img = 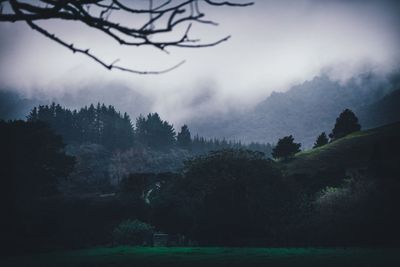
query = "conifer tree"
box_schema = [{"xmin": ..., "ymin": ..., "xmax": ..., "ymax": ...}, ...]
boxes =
[
  {"xmin": 135, "ymin": 113, "xmax": 175, "ymax": 150},
  {"xmin": 27, "ymin": 107, "xmax": 38, "ymax": 121},
  {"xmin": 313, "ymin": 132, "xmax": 329, "ymax": 148},
  {"xmin": 177, "ymin": 125, "xmax": 192, "ymax": 149},
  {"xmin": 329, "ymin": 109, "xmax": 361, "ymax": 140},
  {"xmin": 272, "ymin": 135, "xmax": 301, "ymax": 160},
  {"xmin": 27, "ymin": 103, "xmax": 135, "ymax": 150}
]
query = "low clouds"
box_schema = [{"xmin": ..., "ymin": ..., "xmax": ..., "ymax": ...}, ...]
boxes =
[{"xmin": 0, "ymin": 0, "xmax": 399, "ymax": 124}]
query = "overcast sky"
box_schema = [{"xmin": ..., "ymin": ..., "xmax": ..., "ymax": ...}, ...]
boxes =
[{"xmin": 1, "ymin": 0, "xmax": 399, "ymax": 123}]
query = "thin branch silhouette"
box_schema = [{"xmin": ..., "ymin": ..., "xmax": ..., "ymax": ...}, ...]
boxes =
[{"xmin": 1, "ymin": 0, "xmax": 253, "ymax": 74}]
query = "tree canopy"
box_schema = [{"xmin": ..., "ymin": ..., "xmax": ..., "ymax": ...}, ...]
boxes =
[
  {"xmin": 313, "ymin": 132, "xmax": 329, "ymax": 148},
  {"xmin": 177, "ymin": 124, "xmax": 191, "ymax": 149},
  {"xmin": 135, "ymin": 113, "xmax": 176, "ymax": 150},
  {"xmin": 27, "ymin": 103, "xmax": 273, "ymax": 157},
  {"xmin": 28, "ymin": 103, "xmax": 134, "ymax": 150},
  {"xmin": 151, "ymin": 149, "xmax": 287, "ymax": 244},
  {"xmin": 0, "ymin": 120, "xmax": 75, "ymax": 198},
  {"xmin": 272, "ymin": 135, "xmax": 301, "ymax": 160},
  {"xmin": 329, "ymin": 109, "xmax": 361, "ymax": 140}
]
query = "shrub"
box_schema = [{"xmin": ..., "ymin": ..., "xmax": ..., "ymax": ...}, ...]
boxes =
[{"xmin": 112, "ymin": 219, "xmax": 154, "ymax": 246}]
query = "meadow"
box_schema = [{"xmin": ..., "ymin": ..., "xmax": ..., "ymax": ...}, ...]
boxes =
[{"xmin": 2, "ymin": 247, "xmax": 400, "ymax": 267}]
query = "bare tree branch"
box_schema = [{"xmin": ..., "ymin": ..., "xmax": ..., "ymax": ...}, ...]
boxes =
[{"xmin": 1, "ymin": 0, "xmax": 253, "ymax": 74}]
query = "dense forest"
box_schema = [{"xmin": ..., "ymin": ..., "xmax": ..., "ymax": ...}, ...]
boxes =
[
  {"xmin": 2, "ymin": 102, "xmax": 400, "ymax": 254},
  {"xmin": 2, "ymin": 0, "xmax": 400, "ymax": 265},
  {"xmin": 24, "ymin": 103, "xmax": 272, "ymax": 192},
  {"xmin": 27, "ymin": 103, "xmax": 272, "ymax": 153}
]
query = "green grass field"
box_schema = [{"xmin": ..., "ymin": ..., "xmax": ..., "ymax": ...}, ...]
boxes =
[
  {"xmin": 283, "ymin": 121, "xmax": 400, "ymax": 176},
  {"xmin": 2, "ymin": 247, "xmax": 400, "ymax": 267}
]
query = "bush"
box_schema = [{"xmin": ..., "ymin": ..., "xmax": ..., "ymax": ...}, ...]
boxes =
[
  {"xmin": 112, "ymin": 219, "xmax": 154, "ymax": 246},
  {"xmin": 153, "ymin": 149, "xmax": 289, "ymax": 245},
  {"xmin": 315, "ymin": 173, "xmax": 374, "ymax": 214},
  {"xmin": 312, "ymin": 172, "xmax": 376, "ymax": 245}
]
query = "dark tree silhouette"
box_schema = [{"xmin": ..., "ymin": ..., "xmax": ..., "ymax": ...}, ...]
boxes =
[
  {"xmin": 135, "ymin": 113, "xmax": 176, "ymax": 150},
  {"xmin": 27, "ymin": 103, "xmax": 273, "ymax": 155},
  {"xmin": 0, "ymin": 0, "xmax": 252, "ymax": 74},
  {"xmin": 177, "ymin": 124, "xmax": 191, "ymax": 149},
  {"xmin": 313, "ymin": 132, "xmax": 329, "ymax": 148},
  {"xmin": 152, "ymin": 149, "xmax": 287, "ymax": 244},
  {"xmin": 28, "ymin": 103, "xmax": 134, "ymax": 150},
  {"xmin": 272, "ymin": 135, "xmax": 301, "ymax": 160},
  {"xmin": 329, "ymin": 109, "xmax": 361, "ymax": 140},
  {"xmin": 0, "ymin": 120, "xmax": 75, "ymax": 253},
  {"xmin": 0, "ymin": 120, "xmax": 74, "ymax": 199}
]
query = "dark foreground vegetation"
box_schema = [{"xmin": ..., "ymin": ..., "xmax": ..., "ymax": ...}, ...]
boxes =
[
  {"xmin": 2, "ymin": 247, "xmax": 400, "ymax": 267},
  {"xmin": 1, "ymin": 104, "xmax": 400, "ymax": 262}
]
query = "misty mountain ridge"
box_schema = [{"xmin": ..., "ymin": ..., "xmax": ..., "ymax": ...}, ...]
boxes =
[
  {"xmin": 0, "ymin": 83, "xmax": 152, "ymax": 121},
  {"xmin": 357, "ymin": 88, "xmax": 400, "ymax": 129},
  {"xmin": 188, "ymin": 72, "xmax": 400, "ymax": 148},
  {"xmin": 2, "ymin": 72, "xmax": 399, "ymax": 148}
]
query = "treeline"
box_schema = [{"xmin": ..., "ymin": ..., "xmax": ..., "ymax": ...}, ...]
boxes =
[
  {"xmin": 27, "ymin": 103, "xmax": 272, "ymax": 155},
  {"xmin": 271, "ymin": 109, "xmax": 362, "ymax": 160},
  {"xmin": 28, "ymin": 103, "xmax": 134, "ymax": 150},
  {"xmin": 2, "ymin": 116, "xmax": 400, "ymax": 253}
]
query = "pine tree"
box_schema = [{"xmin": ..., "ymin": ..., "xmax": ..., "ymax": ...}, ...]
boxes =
[
  {"xmin": 27, "ymin": 107, "xmax": 38, "ymax": 121},
  {"xmin": 177, "ymin": 125, "xmax": 192, "ymax": 149},
  {"xmin": 27, "ymin": 103, "xmax": 135, "ymax": 150},
  {"xmin": 313, "ymin": 132, "xmax": 329, "ymax": 148},
  {"xmin": 135, "ymin": 113, "xmax": 176, "ymax": 150},
  {"xmin": 272, "ymin": 135, "xmax": 301, "ymax": 160},
  {"xmin": 329, "ymin": 109, "xmax": 361, "ymax": 140}
]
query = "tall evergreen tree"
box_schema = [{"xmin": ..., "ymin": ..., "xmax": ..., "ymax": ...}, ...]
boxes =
[
  {"xmin": 27, "ymin": 107, "xmax": 38, "ymax": 121},
  {"xmin": 0, "ymin": 120, "xmax": 75, "ymax": 197},
  {"xmin": 26, "ymin": 103, "xmax": 273, "ymax": 155},
  {"xmin": 272, "ymin": 135, "xmax": 301, "ymax": 160},
  {"xmin": 313, "ymin": 132, "xmax": 329, "ymax": 148},
  {"xmin": 27, "ymin": 103, "xmax": 135, "ymax": 150},
  {"xmin": 329, "ymin": 109, "xmax": 361, "ymax": 140},
  {"xmin": 135, "ymin": 113, "xmax": 176, "ymax": 150},
  {"xmin": 177, "ymin": 125, "xmax": 192, "ymax": 149}
]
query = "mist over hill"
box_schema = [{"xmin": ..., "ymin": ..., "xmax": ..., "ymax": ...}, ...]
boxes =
[
  {"xmin": 357, "ymin": 88, "xmax": 400, "ymax": 129},
  {"xmin": 188, "ymin": 72, "xmax": 400, "ymax": 148},
  {"xmin": 0, "ymin": 84, "xmax": 152, "ymax": 121},
  {"xmin": 2, "ymin": 72, "xmax": 399, "ymax": 148}
]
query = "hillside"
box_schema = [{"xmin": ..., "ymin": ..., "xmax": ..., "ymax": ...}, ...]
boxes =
[
  {"xmin": 357, "ymin": 89, "xmax": 400, "ymax": 128},
  {"xmin": 190, "ymin": 73, "xmax": 399, "ymax": 148},
  {"xmin": 283, "ymin": 121, "xmax": 400, "ymax": 177},
  {"xmin": 2, "ymin": 74, "xmax": 399, "ymax": 149}
]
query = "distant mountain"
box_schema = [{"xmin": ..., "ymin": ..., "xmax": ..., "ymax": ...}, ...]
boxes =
[
  {"xmin": 189, "ymin": 73, "xmax": 399, "ymax": 148},
  {"xmin": 2, "ymin": 73, "xmax": 399, "ymax": 149},
  {"xmin": 0, "ymin": 90, "xmax": 41, "ymax": 120},
  {"xmin": 357, "ymin": 89, "xmax": 400, "ymax": 129},
  {"xmin": 0, "ymin": 84, "xmax": 152, "ymax": 121}
]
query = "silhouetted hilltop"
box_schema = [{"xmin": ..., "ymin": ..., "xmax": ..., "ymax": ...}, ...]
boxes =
[
  {"xmin": 284, "ymin": 121, "xmax": 400, "ymax": 177},
  {"xmin": 357, "ymin": 89, "xmax": 400, "ymax": 129},
  {"xmin": 189, "ymin": 73, "xmax": 399, "ymax": 147}
]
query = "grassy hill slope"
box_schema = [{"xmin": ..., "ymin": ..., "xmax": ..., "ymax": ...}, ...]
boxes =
[{"xmin": 282, "ymin": 121, "xmax": 400, "ymax": 177}]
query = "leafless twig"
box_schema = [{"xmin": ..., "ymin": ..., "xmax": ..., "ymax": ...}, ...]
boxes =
[{"xmin": 1, "ymin": 0, "xmax": 253, "ymax": 74}]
